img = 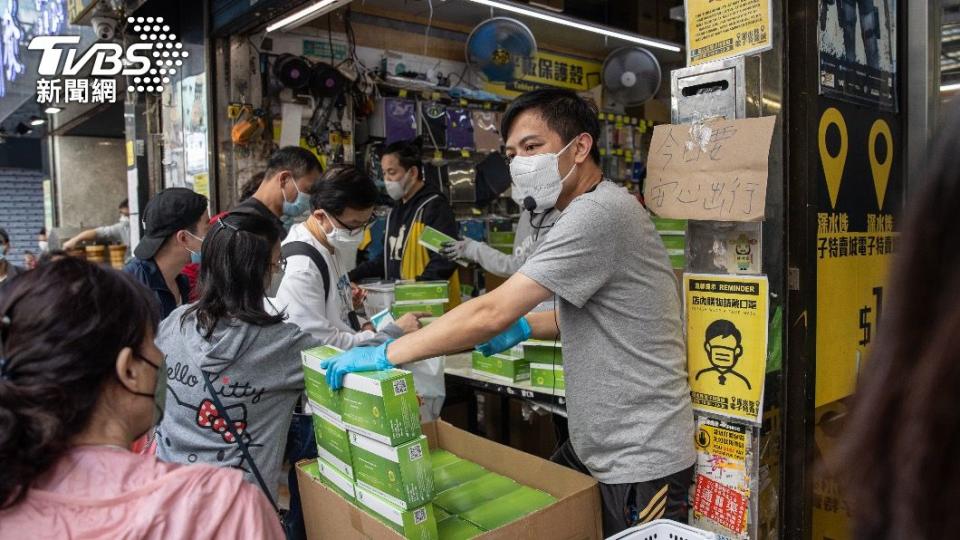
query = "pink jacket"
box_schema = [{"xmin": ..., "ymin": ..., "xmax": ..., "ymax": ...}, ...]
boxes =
[{"xmin": 0, "ymin": 446, "xmax": 283, "ymax": 539}]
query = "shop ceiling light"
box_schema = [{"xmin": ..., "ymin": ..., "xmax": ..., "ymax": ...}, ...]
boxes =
[
  {"xmin": 464, "ymin": 0, "xmax": 682, "ymax": 53},
  {"xmin": 940, "ymin": 82, "xmax": 960, "ymax": 92},
  {"xmin": 265, "ymin": 0, "xmax": 353, "ymax": 33},
  {"xmin": 29, "ymin": 116, "xmax": 45, "ymax": 126},
  {"xmin": 44, "ymin": 106, "xmax": 62, "ymax": 114}
]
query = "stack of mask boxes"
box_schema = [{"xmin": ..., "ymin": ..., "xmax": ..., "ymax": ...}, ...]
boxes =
[
  {"xmin": 302, "ymin": 345, "xmax": 439, "ymax": 539},
  {"xmin": 523, "ymin": 340, "xmax": 564, "ymax": 391}
]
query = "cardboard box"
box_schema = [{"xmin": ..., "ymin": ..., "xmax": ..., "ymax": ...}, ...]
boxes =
[
  {"xmin": 297, "ymin": 421, "xmax": 602, "ymax": 539},
  {"xmin": 350, "ymin": 431, "xmax": 434, "ymax": 509},
  {"xmin": 392, "ymin": 301, "xmax": 446, "ymax": 318},
  {"xmin": 459, "ymin": 486, "xmax": 557, "ymax": 530},
  {"xmin": 355, "ymin": 483, "xmax": 439, "ymax": 540},
  {"xmin": 520, "ymin": 340, "xmax": 563, "ymax": 366},
  {"xmin": 437, "ymin": 516, "xmax": 485, "ymax": 540},
  {"xmin": 312, "ymin": 409, "xmax": 353, "ymax": 478},
  {"xmin": 471, "ymin": 351, "xmax": 529, "ymax": 383},
  {"xmin": 317, "ymin": 457, "xmax": 356, "ymax": 502},
  {"xmin": 433, "ymin": 473, "xmax": 521, "ymax": 514},
  {"xmin": 433, "ymin": 459, "xmax": 488, "ymax": 493},
  {"xmin": 302, "ymin": 346, "xmax": 344, "ymax": 417},
  {"xmin": 395, "ymin": 281, "xmax": 449, "ymax": 303},
  {"xmin": 530, "ymin": 364, "xmax": 565, "ymax": 391},
  {"xmin": 340, "ymin": 369, "xmax": 422, "ymax": 446}
]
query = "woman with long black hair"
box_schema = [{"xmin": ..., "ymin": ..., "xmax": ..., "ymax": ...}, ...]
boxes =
[{"xmin": 0, "ymin": 259, "xmax": 281, "ymax": 538}]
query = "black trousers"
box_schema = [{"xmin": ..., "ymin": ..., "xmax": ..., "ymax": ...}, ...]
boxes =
[{"xmin": 551, "ymin": 440, "xmax": 694, "ymax": 537}]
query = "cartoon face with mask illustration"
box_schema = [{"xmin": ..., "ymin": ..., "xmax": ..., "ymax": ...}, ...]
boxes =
[{"xmin": 696, "ymin": 319, "xmax": 752, "ymax": 390}]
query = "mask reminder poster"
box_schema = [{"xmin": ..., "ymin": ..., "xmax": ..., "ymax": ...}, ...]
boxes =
[{"xmin": 685, "ymin": 274, "xmax": 769, "ymax": 424}]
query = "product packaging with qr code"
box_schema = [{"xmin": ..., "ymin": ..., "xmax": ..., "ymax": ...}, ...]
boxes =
[
  {"xmin": 339, "ymin": 368, "xmax": 422, "ymax": 446},
  {"xmin": 354, "ymin": 483, "xmax": 439, "ymax": 539},
  {"xmin": 349, "ymin": 431, "xmax": 434, "ymax": 509}
]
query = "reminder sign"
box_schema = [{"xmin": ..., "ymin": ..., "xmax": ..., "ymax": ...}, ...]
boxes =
[
  {"xmin": 685, "ymin": 0, "xmax": 773, "ymax": 66},
  {"xmin": 644, "ymin": 116, "xmax": 776, "ymax": 222},
  {"xmin": 685, "ymin": 274, "xmax": 769, "ymax": 424}
]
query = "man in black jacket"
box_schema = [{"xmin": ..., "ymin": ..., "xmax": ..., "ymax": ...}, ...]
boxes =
[{"xmin": 349, "ymin": 139, "xmax": 458, "ymax": 284}]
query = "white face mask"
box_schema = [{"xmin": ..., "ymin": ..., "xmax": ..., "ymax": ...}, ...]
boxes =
[
  {"xmin": 385, "ymin": 169, "xmax": 412, "ymax": 201},
  {"xmin": 38, "ymin": 241, "xmax": 48, "ymax": 252},
  {"xmin": 119, "ymin": 215, "xmax": 130, "ymax": 223},
  {"xmin": 322, "ymin": 212, "xmax": 365, "ymax": 252},
  {"xmin": 509, "ymin": 136, "xmax": 579, "ymax": 213}
]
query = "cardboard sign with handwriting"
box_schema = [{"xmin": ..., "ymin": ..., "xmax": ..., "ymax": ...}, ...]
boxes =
[{"xmin": 644, "ymin": 116, "xmax": 776, "ymax": 222}]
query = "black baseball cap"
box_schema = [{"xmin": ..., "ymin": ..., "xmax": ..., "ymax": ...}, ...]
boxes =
[{"xmin": 135, "ymin": 188, "xmax": 208, "ymax": 259}]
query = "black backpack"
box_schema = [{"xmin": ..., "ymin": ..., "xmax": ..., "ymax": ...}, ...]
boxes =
[{"xmin": 279, "ymin": 241, "xmax": 361, "ymax": 331}]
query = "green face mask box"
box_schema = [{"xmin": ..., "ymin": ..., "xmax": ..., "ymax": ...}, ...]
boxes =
[
  {"xmin": 530, "ymin": 364, "xmax": 565, "ymax": 391},
  {"xmin": 340, "ymin": 368, "xmax": 422, "ymax": 446},
  {"xmin": 433, "ymin": 472, "xmax": 522, "ymax": 515},
  {"xmin": 471, "ymin": 351, "xmax": 530, "ymax": 383},
  {"xmin": 350, "ymin": 431, "xmax": 434, "ymax": 509},
  {"xmin": 487, "ymin": 230, "xmax": 515, "ymax": 245},
  {"xmin": 433, "ymin": 459, "xmax": 488, "ymax": 493},
  {"xmin": 317, "ymin": 457, "xmax": 356, "ymax": 503},
  {"xmin": 521, "ymin": 339, "xmax": 563, "ymax": 365},
  {"xmin": 354, "ymin": 483, "xmax": 439, "ymax": 540},
  {"xmin": 311, "ymin": 409, "xmax": 353, "ymax": 478},
  {"xmin": 430, "ymin": 449, "xmax": 461, "ymax": 470},
  {"xmin": 437, "ymin": 516, "xmax": 485, "ymax": 540},
  {"xmin": 302, "ymin": 345, "xmax": 344, "ymax": 418},
  {"xmin": 418, "ymin": 225, "xmax": 456, "ymax": 253},
  {"xmin": 392, "ymin": 301, "xmax": 446, "ymax": 318},
  {"xmin": 459, "ymin": 486, "xmax": 558, "ymax": 530},
  {"xmin": 395, "ymin": 280, "xmax": 449, "ymax": 303}
]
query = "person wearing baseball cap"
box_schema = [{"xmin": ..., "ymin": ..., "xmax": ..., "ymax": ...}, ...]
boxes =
[{"xmin": 124, "ymin": 188, "xmax": 210, "ymax": 319}]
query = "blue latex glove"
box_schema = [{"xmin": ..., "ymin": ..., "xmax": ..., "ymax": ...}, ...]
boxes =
[
  {"xmin": 320, "ymin": 340, "xmax": 394, "ymax": 390},
  {"xmin": 476, "ymin": 317, "xmax": 532, "ymax": 357}
]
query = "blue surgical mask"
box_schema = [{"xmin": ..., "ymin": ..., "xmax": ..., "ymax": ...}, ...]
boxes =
[
  {"xmin": 282, "ymin": 178, "xmax": 311, "ymax": 217},
  {"xmin": 185, "ymin": 231, "xmax": 204, "ymax": 264}
]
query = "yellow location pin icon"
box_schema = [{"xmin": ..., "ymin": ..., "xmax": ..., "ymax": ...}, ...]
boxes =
[
  {"xmin": 818, "ymin": 108, "xmax": 848, "ymax": 209},
  {"xmin": 868, "ymin": 119, "xmax": 893, "ymax": 211}
]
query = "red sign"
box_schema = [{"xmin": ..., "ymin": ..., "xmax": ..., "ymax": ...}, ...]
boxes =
[{"xmin": 693, "ymin": 474, "xmax": 747, "ymax": 533}]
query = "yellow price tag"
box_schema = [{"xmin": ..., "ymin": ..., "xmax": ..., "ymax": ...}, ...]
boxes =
[
  {"xmin": 615, "ymin": 114, "xmax": 623, "ymax": 122},
  {"xmin": 432, "ymin": 92, "xmax": 440, "ymax": 100},
  {"xmin": 616, "ymin": 122, "xmax": 623, "ymax": 129},
  {"xmin": 399, "ymin": 89, "xmax": 408, "ymax": 98},
  {"xmin": 599, "ymin": 149, "xmax": 607, "ymax": 156},
  {"xmin": 639, "ymin": 123, "xmax": 647, "ymax": 134},
  {"xmin": 483, "ymin": 102, "xmax": 492, "ymax": 109},
  {"xmin": 460, "ymin": 149, "xmax": 471, "ymax": 157},
  {"xmin": 459, "ymin": 98, "xmax": 468, "ymax": 106},
  {"xmin": 433, "ymin": 150, "xmax": 443, "ymax": 160}
]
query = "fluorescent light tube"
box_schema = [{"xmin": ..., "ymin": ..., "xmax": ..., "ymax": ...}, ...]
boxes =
[
  {"xmin": 265, "ymin": 0, "xmax": 352, "ymax": 33},
  {"xmin": 941, "ymin": 82, "xmax": 960, "ymax": 92},
  {"xmin": 464, "ymin": 0, "xmax": 682, "ymax": 53}
]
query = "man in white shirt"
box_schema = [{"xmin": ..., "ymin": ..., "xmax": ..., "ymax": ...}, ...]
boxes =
[{"xmin": 62, "ymin": 199, "xmax": 131, "ymax": 252}]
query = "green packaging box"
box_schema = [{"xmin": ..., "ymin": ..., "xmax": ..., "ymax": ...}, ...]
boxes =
[
  {"xmin": 350, "ymin": 431, "xmax": 434, "ymax": 509},
  {"xmin": 301, "ymin": 459, "xmax": 321, "ymax": 480},
  {"xmin": 392, "ymin": 301, "xmax": 446, "ymax": 318},
  {"xmin": 652, "ymin": 217, "xmax": 687, "ymax": 234},
  {"xmin": 530, "ymin": 364, "xmax": 565, "ymax": 391},
  {"xmin": 460, "ymin": 486, "xmax": 558, "ymax": 530},
  {"xmin": 317, "ymin": 457, "xmax": 356, "ymax": 502},
  {"xmin": 660, "ymin": 234, "xmax": 686, "ymax": 251},
  {"xmin": 433, "ymin": 459, "xmax": 487, "ymax": 493},
  {"xmin": 302, "ymin": 345, "xmax": 344, "ymax": 418},
  {"xmin": 491, "ymin": 244, "xmax": 513, "ymax": 255},
  {"xmin": 418, "ymin": 225, "xmax": 457, "ymax": 253},
  {"xmin": 340, "ymin": 368, "xmax": 422, "ymax": 446},
  {"xmin": 430, "ymin": 449, "xmax": 461, "ymax": 470},
  {"xmin": 395, "ymin": 281, "xmax": 449, "ymax": 303},
  {"xmin": 487, "ymin": 230, "xmax": 515, "ymax": 245},
  {"xmin": 435, "ymin": 506, "xmax": 451, "ymax": 522},
  {"xmin": 433, "ymin": 473, "xmax": 522, "ymax": 514},
  {"xmin": 420, "ymin": 317, "xmax": 439, "ymax": 327},
  {"xmin": 521, "ymin": 339, "xmax": 563, "ymax": 365},
  {"xmin": 669, "ymin": 253, "xmax": 686, "ymax": 269},
  {"xmin": 471, "ymin": 351, "xmax": 530, "ymax": 383},
  {"xmin": 312, "ymin": 409, "xmax": 353, "ymax": 478},
  {"xmin": 437, "ymin": 516, "xmax": 484, "ymax": 540},
  {"xmin": 354, "ymin": 483, "xmax": 439, "ymax": 540}
]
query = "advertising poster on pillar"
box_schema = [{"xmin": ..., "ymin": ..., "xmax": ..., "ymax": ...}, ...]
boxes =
[
  {"xmin": 815, "ymin": 100, "xmax": 902, "ymax": 407},
  {"xmin": 818, "ymin": 0, "xmax": 897, "ymax": 112}
]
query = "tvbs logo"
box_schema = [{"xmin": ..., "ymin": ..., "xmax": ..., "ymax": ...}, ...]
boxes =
[{"xmin": 29, "ymin": 16, "xmax": 187, "ymax": 103}]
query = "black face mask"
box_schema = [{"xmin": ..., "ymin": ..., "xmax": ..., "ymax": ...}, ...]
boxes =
[{"xmin": 119, "ymin": 354, "xmax": 167, "ymax": 429}]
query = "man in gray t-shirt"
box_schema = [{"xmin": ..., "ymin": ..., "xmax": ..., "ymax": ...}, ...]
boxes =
[{"xmin": 321, "ymin": 89, "xmax": 695, "ymax": 536}]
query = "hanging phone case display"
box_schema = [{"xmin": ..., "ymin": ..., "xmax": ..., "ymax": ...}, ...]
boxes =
[
  {"xmin": 421, "ymin": 101, "xmax": 448, "ymax": 149},
  {"xmin": 447, "ymin": 160, "xmax": 478, "ymax": 204},
  {"xmin": 445, "ymin": 107, "xmax": 475, "ymax": 150},
  {"xmin": 384, "ymin": 98, "xmax": 417, "ymax": 145},
  {"xmin": 471, "ymin": 110, "xmax": 503, "ymax": 152}
]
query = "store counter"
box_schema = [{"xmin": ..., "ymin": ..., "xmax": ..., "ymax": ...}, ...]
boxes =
[{"xmin": 443, "ymin": 352, "xmax": 566, "ymax": 445}]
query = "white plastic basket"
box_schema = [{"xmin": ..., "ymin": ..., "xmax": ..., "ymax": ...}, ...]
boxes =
[
  {"xmin": 360, "ymin": 282, "xmax": 394, "ymax": 317},
  {"xmin": 606, "ymin": 519, "xmax": 718, "ymax": 540}
]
